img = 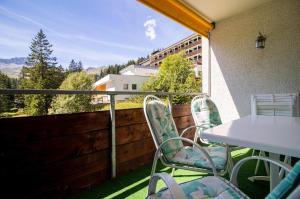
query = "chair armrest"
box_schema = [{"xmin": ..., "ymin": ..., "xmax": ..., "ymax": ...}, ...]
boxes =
[
  {"xmin": 230, "ymin": 156, "xmax": 292, "ymax": 186},
  {"xmin": 180, "ymin": 123, "xmax": 215, "ymax": 137},
  {"xmin": 147, "ymin": 172, "xmax": 186, "ymax": 199},
  {"xmin": 157, "ymin": 137, "xmax": 218, "ymax": 176}
]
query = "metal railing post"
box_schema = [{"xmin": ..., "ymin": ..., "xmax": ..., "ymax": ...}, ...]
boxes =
[
  {"xmin": 168, "ymin": 95, "xmax": 173, "ymax": 114},
  {"xmin": 109, "ymin": 94, "xmax": 116, "ymax": 178}
]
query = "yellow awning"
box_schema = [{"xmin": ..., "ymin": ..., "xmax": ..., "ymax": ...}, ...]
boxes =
[{"xmin": 138, "ymin": 0, "xmax": 214, "ymax": 38}]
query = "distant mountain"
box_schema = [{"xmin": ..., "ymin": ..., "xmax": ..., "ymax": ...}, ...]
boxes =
[
  {"xmin": 85, "ymin": 66, "xmax": 107, "ymax": 74},
  {"xmin": 0, "ymin": 57, "xmax": 26, "ymax": 65},
  {"xmin": 0, "ymin": 57, "xmax": 26, "ymax": 78}
]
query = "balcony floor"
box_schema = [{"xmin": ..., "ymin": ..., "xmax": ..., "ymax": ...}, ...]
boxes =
[{"xmin": 70, "ymin": 148, "xmax": 270, "ymax": 199}]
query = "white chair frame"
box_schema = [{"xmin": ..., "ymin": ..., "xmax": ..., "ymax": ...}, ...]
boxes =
[
  {"xmin": 147, "ymin": 156, "xmax": 297, "ymax": 199},
  {"xmin": 190, "ymin": 95, "xmax": 236, "ymax": 173},
  {"xmin": 250, "ymin": 93, "xmax": 299, "ymax": 181},
  {"xmin": 143, "ymin": 95, "xmax": 231, "ymax": 177}
]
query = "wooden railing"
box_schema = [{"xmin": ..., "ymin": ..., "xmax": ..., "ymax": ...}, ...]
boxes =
[
  {"xmin": 0, "ymin": 105, "xmax": 195, "ymax": 198},
  {"xmin": 0, "ymin": 89, "xmax": 203, "ymax": 198}
]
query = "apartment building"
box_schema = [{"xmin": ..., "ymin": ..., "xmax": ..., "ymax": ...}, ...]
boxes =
[{"xmin": 149, "ymin": 33, "xmax": 202, "ymax": 68}]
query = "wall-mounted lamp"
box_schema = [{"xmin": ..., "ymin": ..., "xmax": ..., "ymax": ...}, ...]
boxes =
[{"xmin": 256, "ymin": 32, "xmax": 266, "ymax": 49}]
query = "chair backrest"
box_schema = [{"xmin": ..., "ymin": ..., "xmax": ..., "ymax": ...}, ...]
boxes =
[
  {"xmin": 266, "ymin": 160, "xmax": 300, "ymax": 199},
  {"xmin": 191, "ymin": 95, "xmax": 222, "ymax": 129},
  {"xmin": 143, "ymin": 95, "xmax": 183, "ymax": 159},
  {"xmin": 251, "ymin": 93, "xmax": 299, "ymax": 117}
]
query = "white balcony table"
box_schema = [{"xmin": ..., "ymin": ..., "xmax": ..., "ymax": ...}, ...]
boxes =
[{"xmin": 202, "ymin": 115, "xmax": 300, "ymax": 191}]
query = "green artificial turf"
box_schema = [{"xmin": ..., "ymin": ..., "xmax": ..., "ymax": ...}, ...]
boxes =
[{"xmin": 70, "ymin": 148, "xmax": 270, "ymax": 199}]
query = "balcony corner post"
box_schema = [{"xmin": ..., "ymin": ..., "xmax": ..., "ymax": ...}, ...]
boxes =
[
  {"xmin": 168, "ymin": 95, "xmax": 173, "ymax": 114},
  {"xmin": 110, "ymin": 94, "xmax": 116, "ymax": 178}
]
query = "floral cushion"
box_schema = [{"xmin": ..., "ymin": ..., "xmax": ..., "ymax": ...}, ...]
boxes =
[
  {"xmin": 168, "ymin": 146, "xmax": 227, "ymax": 171},
  {"xmin": 266, "ymin": 160, "xmax": 300, "ymax": 199},
  {"xmin": 154, "ymin": 176, "xmax": 249, "ymax": 199},
  {"xmin": 192, "ymin": 97, "xmax": 222, "ymax": 129},
  {"xmin": 146, "ymin": 100, "xmax": 183, "ymax": 158}
]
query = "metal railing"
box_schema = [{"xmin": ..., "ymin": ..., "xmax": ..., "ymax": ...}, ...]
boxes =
[{"xmin": 0, "ymin": 89, "xmax": 205, "ymax": 178}]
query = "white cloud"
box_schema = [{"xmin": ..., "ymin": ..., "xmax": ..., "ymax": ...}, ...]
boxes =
[{"xmin": 144, "ymin": 19, "xmax": 156, "ymax": 40}]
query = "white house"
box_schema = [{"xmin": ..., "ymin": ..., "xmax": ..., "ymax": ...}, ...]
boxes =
[{"xmin": 93, "ymin": 65, "xmax": 158, "ymax": 102}]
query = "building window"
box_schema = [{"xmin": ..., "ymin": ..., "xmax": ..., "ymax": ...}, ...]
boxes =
[
  {"xmin": 193, "ymin": 38, "xmax": 197, "ymax": 42},
  {"xmin": 123, "ymin": 84, "xmax": 129, "ymax": 90},
  {"xmin": 181, "ymin": 44, "xmax": 184, "ymax": 48},
  {"xmin": 189, "ymin": 41, "xmax": 193, "ymax": 44},
  {"xmin": 132, "ymin": 84, "xmax": 137, "ymax": 90},
  {"xmin": 164, "ymin": 52, "xmax": 167, "ymax": 56},
  {"xmin": 175, "ymin": 47, "xmax": 178, "ymax": 51}
]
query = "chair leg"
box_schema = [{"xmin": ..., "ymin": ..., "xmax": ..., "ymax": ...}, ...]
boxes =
[
  {"xmin": 171, "ymin": 168, "xmax": 176, "ymax": 177},
  {"xmin": 227, "ymin": 156, "xmax": 234, "ymax": 175},
  {"xmin": 261, "ymin": 151, "xmax": 269, "ymax": 176},
  {"xmin": 193, "ymin": 132, "xmax": 198, "ymax": 145},
  {"xmin": 151, "ymin": 155, "xmax": 159, "ymax": 177},
  {"xmin": 254, "ymin": 151, "xmax": 262, "ymax": 176},
  {"xmin": 279, "ymin": 156, "xmax": 291, "ymax": 179}
]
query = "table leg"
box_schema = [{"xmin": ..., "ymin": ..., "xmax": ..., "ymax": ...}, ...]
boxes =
[{"xmin": 269, "ymin": 153, "xmax": 280, "ymax": 190}]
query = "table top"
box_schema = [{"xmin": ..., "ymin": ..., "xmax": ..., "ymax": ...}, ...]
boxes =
[{"xmin": 202, "ymin": 115, "xmax": 300, "ymax": 158}]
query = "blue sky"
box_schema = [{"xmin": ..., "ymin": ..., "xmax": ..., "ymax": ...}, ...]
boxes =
[{"xmin": 0, "ymin": 0, "xmax": 193, "ymax": 68}]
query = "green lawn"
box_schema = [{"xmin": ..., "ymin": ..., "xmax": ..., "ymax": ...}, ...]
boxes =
[
  {"xmin": 101, "ymin": 101, "xmax": 143, "ymax": 111},
  {"xmin": 70, "ymin": 148, "xmax": 270, "ymax": 199}
]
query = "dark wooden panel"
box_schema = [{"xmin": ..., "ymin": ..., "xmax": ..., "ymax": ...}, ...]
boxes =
[
  {"xmin": 116, "ymin": 137, "xmax": 155, "ymax": 164},
  {"xmin": 116, "ymin": 122, "xmax": 151, "ymax": 146},
  {"xmin": 0, "ymin": 111, "xmax": 110, "ymax": 140},
  {"xmin": 0, "ymin": 104, "xmax": 193, "ymax": 198},
  {"xmin": 173, "ymin": 104, "xmax": 192, "ymax": 117},
  {"xmin": 1, "ymin": 129, "xmax": 109, "ymax": 165},
  {"xmin": 115, "ymin": 108, "xmax": 145, "ymax": 127},
  {"xmin": 117, "ymin": 151, "xmax": 154, "ymax": 175},
  {"xmin": 174, "ymin": 115, "xmax": 194, "ymax": 130}
]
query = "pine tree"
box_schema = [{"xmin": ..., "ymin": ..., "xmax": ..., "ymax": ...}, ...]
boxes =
[
  {"xmin": 20, "ymin": 29, "xmax": 65, "ymax": 115},
  {"xmin": 77, "ymin": 61, "xmax": 83, "ymax": 72},
  {"xmin": 0, "ymin": 71, "xmax": 13, "ymax": 113},
  {"xmin": 68, "ymin": 60, "xmax": 83, "ymax": 73},
  {"xmin": 68, "ymin": 59, "xmax": 77, "ymax": 73}
]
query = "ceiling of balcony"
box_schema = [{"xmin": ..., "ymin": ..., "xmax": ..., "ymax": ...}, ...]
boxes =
[{"xmin": 181, "ymin": 0, "xmax": 273, "ymax": 22}]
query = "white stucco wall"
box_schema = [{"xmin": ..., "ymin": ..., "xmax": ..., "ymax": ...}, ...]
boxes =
[
  {"xmin": 105, "ymin": 74, "xmax": 150, "ymax": 101},
  {"xmin": 203, "ymin": 0, "xmax": 300, "ymax": 122}
]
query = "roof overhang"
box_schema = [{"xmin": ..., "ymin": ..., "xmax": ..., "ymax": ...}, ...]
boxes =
[
  {"xmin": 138, "ymin": 0, "xmax": 273, "ymax": 37},
  {"xmin": 138, "ymin": 0, "xmax": 214, "ymax": 37}
]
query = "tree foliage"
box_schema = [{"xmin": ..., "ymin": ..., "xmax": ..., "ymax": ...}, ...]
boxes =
[
  {"xmin": 142, "ymin": 52, "xmax": 201, "ymax": 104},
  {"xmin": 20, "ymin": 29, "xmax": 65, "ymax": 115},
  {"xmin": 68, "ymin": 59, "xmax": 83, "ymax": 73},
  {"xmin": 50, "ymin": 72, "xmax": 93, "ymax": 114},
  {"xmin": 0, "ymin": 71, "xmax": 13, "ymax": 112},
  {"xmin": 95, "ymin": 60, "xmax": 136, "ymax": 81}
]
